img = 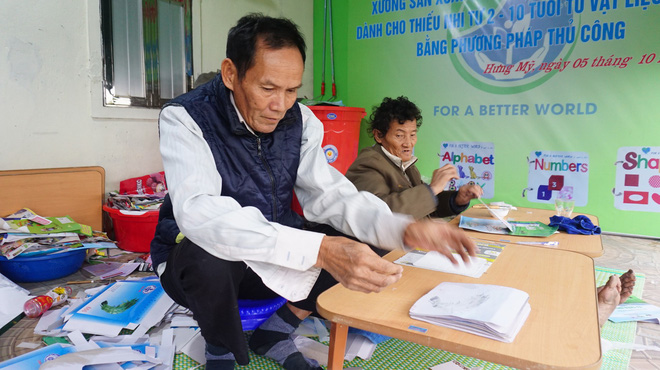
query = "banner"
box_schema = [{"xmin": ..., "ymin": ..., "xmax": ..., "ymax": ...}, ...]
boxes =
[{"xmin": 314, "ymin": 0, "xmax": 660, "ymax": 236}]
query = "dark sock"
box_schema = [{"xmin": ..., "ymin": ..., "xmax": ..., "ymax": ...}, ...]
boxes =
[
  {"xmin": 248, "ymin": 305, "xmax": 321, "ymax": 370},
  {"xmin": 205, "ymin": 342, "xmax": 235, "ymax": 370}
]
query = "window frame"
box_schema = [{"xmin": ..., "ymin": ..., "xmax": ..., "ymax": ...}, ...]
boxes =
[{"xmin": 100, "ymin": 0, "xmax": 193, "ymax": 109}]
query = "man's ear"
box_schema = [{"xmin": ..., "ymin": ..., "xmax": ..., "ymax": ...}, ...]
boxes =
[
  {"xmin": 373, "ymin": 129, "xmax": 383, "ymax": 144},
  {"xmin": 221, "ymin": 58, "xmax": 236, "ymax": 91}
]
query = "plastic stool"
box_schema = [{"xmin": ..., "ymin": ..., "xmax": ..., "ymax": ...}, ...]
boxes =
[{"xmin": 239, "ymin": 296, "xmax": 287, "ymax": 331}]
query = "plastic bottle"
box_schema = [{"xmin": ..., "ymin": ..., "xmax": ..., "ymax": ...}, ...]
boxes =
[{"xmin": 23, "ymin": 286, "xmax": 73, "ymax": 318}]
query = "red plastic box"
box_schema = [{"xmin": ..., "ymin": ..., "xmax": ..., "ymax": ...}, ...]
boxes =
[{"xmin": 103, "ymin": 205, "xmax": 159, "ymax": 253}]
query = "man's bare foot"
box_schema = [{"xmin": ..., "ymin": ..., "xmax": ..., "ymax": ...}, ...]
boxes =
[
  {"xmin": 619, "ymin": 269, "xmax": 636, "ymax": 303},
  {"xmin": 597, "ymin": 269, "xmax": 636, "ymax": 296},
  {"xmin": 598, "ymin": 275, "xmax": 622, "ymax": 327}
]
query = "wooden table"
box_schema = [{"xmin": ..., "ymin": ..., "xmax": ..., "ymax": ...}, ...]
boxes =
[
  {"xmin": 448, "ymin": 206, "xmax": 604, "ymax": 258},
  {"xmin": 317, "ymin": 245, "xmax": 602, "ymax": 369}
]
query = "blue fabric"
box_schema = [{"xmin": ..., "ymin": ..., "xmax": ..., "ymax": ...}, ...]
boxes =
[
  {"xmin": 151, "ymin": 74, "xmax": 305, "ymax": 268},
  {"xmin": 548, "ymin": 215, "xmax": 601, "ymax": 235}
]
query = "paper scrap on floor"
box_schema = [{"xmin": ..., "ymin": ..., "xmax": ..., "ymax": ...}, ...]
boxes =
[
  {"xmin": 0, "ymin": 272, "xmax": 31, "ymax": 331},
  {"xmin": 431, "ymin": 359, "xmax": 483, "ymax": 370},
  {"xmin": 608, "ymin": 295, "xmax": 660, "ymax": 323},
  {"xmin": 63, "ymin": 279, "xmax": 175, "ymax": 337},
  {"xmin": 82, "ymin": 261, "xmax": 140, "ymax": 279}
]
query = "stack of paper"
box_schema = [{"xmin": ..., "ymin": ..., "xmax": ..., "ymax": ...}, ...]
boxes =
[
  {"xmin": 409, "ymin": 282, "xmax": 531, "ymax": 342},
  {"xmin": 1, "ymin": 208, "xmax": 115, "ymax": 259}
]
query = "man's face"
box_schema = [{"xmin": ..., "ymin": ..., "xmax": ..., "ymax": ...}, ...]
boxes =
[
  {"xmin": 225, "ymin": 42, "xmax": 304, "ymax": 134},
  {"xmin": 375, "ymin": 119, "xmax": 418, "ymax": 162}
]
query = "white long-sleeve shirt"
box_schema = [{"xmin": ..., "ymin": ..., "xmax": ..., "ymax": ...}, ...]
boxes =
[{"xmin": 158, "ymin": 102, "xmax": 413, "ymax": 301}]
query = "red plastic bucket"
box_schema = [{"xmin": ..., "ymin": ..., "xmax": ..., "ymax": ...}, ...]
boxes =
[
  {"xmin": 307, "ymin": 105, "xmax": 366, "ymax": 175},
  {"xmin": 103, "ymin": 205, "xmax": 159, "ymax": 253}
]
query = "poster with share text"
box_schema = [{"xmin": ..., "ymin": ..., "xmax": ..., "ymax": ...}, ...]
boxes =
[
  {"xmin": 439, "ymin": 142, "xmax": 495, "ymax": 198},
  {"xmin": 614, "ymin": 146, "xmax": 660, "ymax": 212},
  {"xmin": 526, "ymin": 151, "xmax": 589, "ymax": 206}
]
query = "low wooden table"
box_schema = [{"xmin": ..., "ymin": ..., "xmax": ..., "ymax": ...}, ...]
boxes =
[
  {"xmin": 317, "ymin": 245, "xmax": 602, "ymax": 369},
  {"xmin": 449, "ymin": 206, "xmax": 604, "ymax": 257}
]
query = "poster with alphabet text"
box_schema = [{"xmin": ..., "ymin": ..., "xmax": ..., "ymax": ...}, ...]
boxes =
[{"xmin": 439, "ymin": 142, "xmax": 495, "ymax": 198}]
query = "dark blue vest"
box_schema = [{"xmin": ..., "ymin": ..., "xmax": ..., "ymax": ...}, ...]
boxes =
[{"xmin": 150, "ymin": 74, "xmax": 304, "ymax": 268}]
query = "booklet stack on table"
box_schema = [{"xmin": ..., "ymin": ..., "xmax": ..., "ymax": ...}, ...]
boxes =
[{"xmin": 409, "ymin": 282, "xmax": 531, "ymax": 343}]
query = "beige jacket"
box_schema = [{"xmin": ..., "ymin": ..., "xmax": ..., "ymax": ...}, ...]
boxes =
[{"xmin": 346, "ymin": 145, "xmax": 466, "ymax": 220}]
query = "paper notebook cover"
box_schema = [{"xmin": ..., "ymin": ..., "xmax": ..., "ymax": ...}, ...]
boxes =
[
  {"xmin": 63, "ymin": 280, "xmax": 168, "ymax": 336},
  {"xmin": 409, "ymin": 282, "xmax": 531, "ymax": 342}
]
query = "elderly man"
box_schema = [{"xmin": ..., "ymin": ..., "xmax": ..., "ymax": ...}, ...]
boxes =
[
  {"xmin": 346, "ymin": 96, "xmax": 483, "ymax": 220},
  {"xmin": 151, "ymin": 14, "xmax": 475, "ymax": 370}
]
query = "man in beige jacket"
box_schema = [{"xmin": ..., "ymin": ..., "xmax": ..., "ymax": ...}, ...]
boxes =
[{"xmin": 346, "ymin": 96, "xmax": 483, "ymax": 220}]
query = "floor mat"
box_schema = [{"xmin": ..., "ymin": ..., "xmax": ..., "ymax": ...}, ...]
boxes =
[{"xmin": 173, "ymin": 266, "xmax": 645, "ymax": 370}]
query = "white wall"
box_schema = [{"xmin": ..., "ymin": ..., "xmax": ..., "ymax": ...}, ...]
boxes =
[
  {"xmin": 194, "ymin": 0, "xmax": 315, "ymax": 95},
  {"xmin": 0, "ymin": 0, "xmax": 313, "ymax": 192}
]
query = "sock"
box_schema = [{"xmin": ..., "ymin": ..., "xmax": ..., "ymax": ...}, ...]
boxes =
[
  {"xmin": 205, "ymin": 342, "xmax": 235, "ymax": 370},
  {"xmin": 248, "ymin": 305, "xmax": 321, "ymax": 370}
]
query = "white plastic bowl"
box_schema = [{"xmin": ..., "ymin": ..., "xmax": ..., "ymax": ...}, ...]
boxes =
[{"xmin": 488, "ymin": 207, "xmax": 510, "ymax": 219}]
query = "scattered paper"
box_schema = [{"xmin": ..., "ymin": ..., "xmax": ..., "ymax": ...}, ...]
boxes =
[
  {"xmin": 16, "ymin": 342, "xmax": 40, "ymax": 349},
  {"xmin": 39, "ymin": 347, "xmax": 161, "ymax": 370},
  {"xmin": 431, "ymin": 360, "xmax": 483, "ymax": 369},
  {"xmin": 602, "ymin": 337, "xmax": 660, "ymax": 352},
  {"xmin": 344, "ymin": 333, "xmax": 377, "ymax": 361},
  {"xmin": 63, "ymin": 280, "xmax": 174, "ymax": 337},
  {"xmin": 0, "ymin": 273, "xmax": 31, "ymax": 330},
  {"xmin": 609, "ymin": 295, "xmax": 660, "ymax": 323},
  {"xmin": 83, "ymin": 262, "xmax": 140, "ymax": 280},
  {"xmin": 0, "ymin": 343, "xmax": 77, "ymax": 370},
  {"xmin": 178, "ymin": 330, "xmax": 206, "ymax": 364},
  {"xmin": 293, "ymin": 334, "xmax": 329, "ymax": 367}
]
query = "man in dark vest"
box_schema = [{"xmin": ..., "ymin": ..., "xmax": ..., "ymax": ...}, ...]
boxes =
[{"xmin": 151, "ymin": 13, "xmax": 476, "ymax": 370}]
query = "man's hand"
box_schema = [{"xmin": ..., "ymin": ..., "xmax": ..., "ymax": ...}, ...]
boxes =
[
  {"xmin": 403, "ymin": 220, "xmax": 476, "ymax": 264},
  {"xmin": 429, "ymin": 164, "xmax": 459, "ymax": 195},
  {"xmin": 315, "ymin": 236, "xmax": 403, "ymax": 293},
  {"xmin": 455, "ymin": 184, "xmax": 483, "ymax": 205}
]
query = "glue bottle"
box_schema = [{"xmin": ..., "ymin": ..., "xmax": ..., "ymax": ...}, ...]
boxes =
[{"xmin": 23, "ymin": 286, "xmax": 73, "ymax": 318}]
